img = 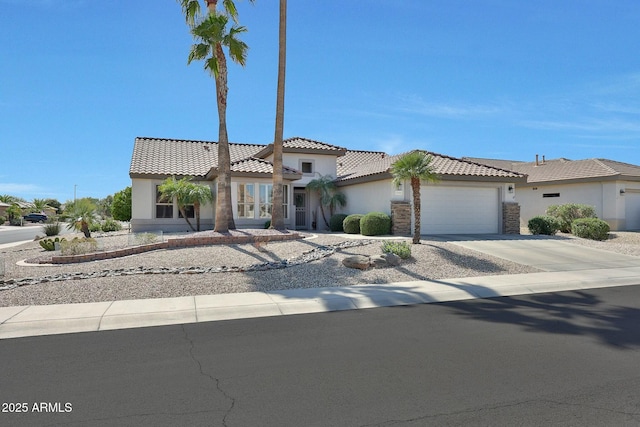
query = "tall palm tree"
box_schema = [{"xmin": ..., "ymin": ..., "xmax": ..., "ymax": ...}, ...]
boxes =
[
  {"xmin": 307, "ymin": 175, "xmax": 346, "ymax": 229},
  {"xmin": 179, "ymin": 0, "xmax": 253, "ymax": 232},
  {"xmin": 391, "ymin": 151, "xmax": 440, "ymax": 244},
  {"xmin": 270, "ymin": 0, "xmax": 287, "ymax": 231}
]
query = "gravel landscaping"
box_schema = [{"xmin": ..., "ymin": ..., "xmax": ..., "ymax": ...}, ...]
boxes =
[{"xmin": 1, "ymin": 229, "xmax": 639, "ymax": 307}]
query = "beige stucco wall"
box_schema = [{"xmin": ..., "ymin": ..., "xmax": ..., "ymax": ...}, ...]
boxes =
[
  {"xmin": 131, "ymin": 178, "xmax": 215, "ymax": 233},
  {"xmin": 516, "ymin": 181, "xmax": 633, "ymax": 230}
]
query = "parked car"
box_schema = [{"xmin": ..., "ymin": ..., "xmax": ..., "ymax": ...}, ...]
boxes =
[{"xmin": 23, "ymin": 213, "xmax": 48, "ymax": 223}]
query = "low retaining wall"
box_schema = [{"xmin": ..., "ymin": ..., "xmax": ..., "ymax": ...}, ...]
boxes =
[{"xmin": 49, "ymin": 232, "xmax": 302, "ymax": 264}]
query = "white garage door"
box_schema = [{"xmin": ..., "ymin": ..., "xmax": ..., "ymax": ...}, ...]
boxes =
[
  {"xmin": 421, "ymin": 186, "xmax": 499, "ymax": 234},
  {"xmin": 625, "ymin": 190, "xmax": 640, "ymax": 230}
]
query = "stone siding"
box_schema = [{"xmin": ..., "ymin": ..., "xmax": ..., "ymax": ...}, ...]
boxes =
[
  {"xmin": 391, "ymin": 201, "xmax": 411, "ymax": 236},
  {"xmin": 502, "ymin": 202, "xmax": 521, "ymax": 234}
]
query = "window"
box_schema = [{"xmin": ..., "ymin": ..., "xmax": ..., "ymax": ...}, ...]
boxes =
[
  {"xmin": 300, "ymin": 160, "xmax": 314, "ymax": 175},
  {"xmin": 543, "ymin": 193, "xmax": 560, "ymax": 198},
  {"xmin": 259, "ymin": 184, "xmax": 289, "ymax": 219},
  {"xmin": 155, "ymin": 186, "xmax": 173, "ymax": 218},
  {"xmin": 178, "ymin": 205, "xmax": 195, "ymax": 218},
  {"xmin": 237, "ymin": 184, "xmax": 255, "ymax": 218}
]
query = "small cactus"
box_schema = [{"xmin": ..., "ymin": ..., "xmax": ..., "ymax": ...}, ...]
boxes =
[{"xmin": 39, "ymin": 237, "xmax": 66, "ymax": 251}]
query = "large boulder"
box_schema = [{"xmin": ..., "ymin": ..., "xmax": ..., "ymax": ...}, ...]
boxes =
[
  {"xmin": 342, "ymin": 255, "xmax": 371, "ymax": 270},
  {"xmin": 381, "ymin": 252, "xmax": 401, "ymax": 266}
]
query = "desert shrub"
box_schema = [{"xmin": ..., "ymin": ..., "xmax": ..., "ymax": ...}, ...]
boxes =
[
  {"xmin": 360, "ymin": 212, "xmax": 391, "ymax": 236},
  {"xmin": 546, "ymin": 204, "xmax": 596, "ymax": 233},
  {"xmin": 528, "ymin": 215, "xmax": 560, "ymax": 235},
  {"xmin": 381, "ymin": 241, "xmax": 412, "ymax": 259},
  {"xmin": 343, "ymin": 214, "xmax": 364, "ymax": 234},
  {"xmin": 39, "ymin": 237, "xmax": 67, "ymax": 251},
  {"xmin": 101, "ymin": 218, "xmax": 122, "ymax": 232},
  {"xmin": 60, "ymin": 237, "xmax": 98, "ymax": 255},
  {"xmin": 0, "ymin": 216, "xmax": 5, "ymax": 225},
  {"xmin": 89, "ymin": 221, "xmax": 102, "ymax": 232},
  {"xmin": 43, "ymin": 220, "xmax": 62, "ymax": 236},
  {"xmin": 329, "ymin": 214, "xmax": 348, "ymax": 232},
  {"xmin": 571, "ymin": 218, "xmax": 610, "ymax": 241}
]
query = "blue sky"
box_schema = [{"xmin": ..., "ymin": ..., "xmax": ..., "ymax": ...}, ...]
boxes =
[{"xmin": 2, "ymin": 0, "xmax": 640, "ymax": 202}]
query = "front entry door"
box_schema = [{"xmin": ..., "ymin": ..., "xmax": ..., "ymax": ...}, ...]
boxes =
[{"xmin": 294, "ymin": 189, "xmax": 307, "ymax": 230}]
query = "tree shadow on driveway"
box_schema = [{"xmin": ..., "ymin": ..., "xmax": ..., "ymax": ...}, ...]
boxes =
[{"xmin": 442, "ymin": 287, "xmax": 640, "ymax": 349}]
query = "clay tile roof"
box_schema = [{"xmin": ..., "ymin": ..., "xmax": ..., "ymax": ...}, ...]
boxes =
[
  {"xmin": 254, "ymin": 137, "xmax": 347, "ymax": 158},
  {"xmin": 337, "ymin": 150, "xmax": 525, "ymax": 182},
  {"xmin": 283, "ymin": 136, "xmax": 346, "ymax": 153},
  {"xmin": 337, "ymin": 150, "xmax": 388, "ymax": 176},
  {"xmin": 129, "ymin": 137, "xmax": 264, "ymax": 178},
  {"xmin": 230, "ymin": 157, "xmax": 301, "ymax": 177},
  {"xmin": 504, "ymin": 158, "xmax": 640, "ymax": 184}
]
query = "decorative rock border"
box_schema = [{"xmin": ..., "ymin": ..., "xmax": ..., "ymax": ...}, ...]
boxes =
[
  {"xmin": 47, "ymin": 232, "xmax": 303, "ymax": 265},
  {"xmin": 0, "ymin": 240, "xmax": 375, "ymax": 291}
]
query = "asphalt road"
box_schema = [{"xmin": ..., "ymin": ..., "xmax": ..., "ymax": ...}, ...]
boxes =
[
  {"xmin": 2, "ymin": 286, "xmax": 640, "ymax": 426},
  {"xmin": 0, "ymin": 223, "xmax": 74, "ymax": 246}
]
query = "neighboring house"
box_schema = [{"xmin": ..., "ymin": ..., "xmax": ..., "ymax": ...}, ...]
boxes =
[
  {"xmin": 129, "ymin": 136, "xmax": 526, "ymax": 234},
  {"xmin": 464, "ymin": 156, "xmax": 640, "ymax": 231},
  {"xmin": 0, "ymin": 202, "xmax": 9, "ymax": 221}
]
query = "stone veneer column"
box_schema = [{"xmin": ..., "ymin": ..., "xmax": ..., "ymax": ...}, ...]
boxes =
[
  {"xmin": 502, "ymin": 202, "xmax": 521, "ymax": 234},
  {"xmin": 391, "ymin": 201, "xmax": 412, "ymax": 236}
]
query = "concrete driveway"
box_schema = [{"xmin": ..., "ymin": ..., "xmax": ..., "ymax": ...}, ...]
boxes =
[{"xmin": 433, "ymin": 234, "xmax": 640, "ymax": 272}]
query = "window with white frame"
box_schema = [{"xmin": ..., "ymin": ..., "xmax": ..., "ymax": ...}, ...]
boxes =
[
  {"xmin": 237, "ymin": 183, "xmax": 255, "ymax": 218},
  {"xmin": 155, "ymin": 185, "xmax": 173, "ymax": 218},
  {"xmin": 258, "ymin": 184, "xmax": 288, "ymax": 219}
]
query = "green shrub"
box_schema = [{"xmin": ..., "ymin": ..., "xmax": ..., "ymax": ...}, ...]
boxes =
[
  {"xmin": 546, "ymin": 204, "xmax": 596, "ymax": 233},
  {"xmin": 39, "ymin": 237, "xmax": 67, "ymax": 251},
  {"xmin": 43, "ymin": 221, "xmax": 62, "ymax": 236},
  {"xmin": 89, "ymin": 221, "xmax": 102, "ymax": 232},
  {"xmin": 329, "ymin": 214, "xmax": 348, "ymax": 232},
  {"xmin": 381, "ymin": 241, "xmax": 412, "ymax": 259},
  {"xmin": 343, "ymin": 214, "xmax": 364, "ymax": 234},
  {"xmin": 60, "ymin": 237, "xmax": 98, "ymax": 255},
  {"xmin": 360, "ymin": 212, "xmax": 391, "ymax": 236},
  {"xmin": 571, "ymin": 218, "xmax": 610, "ymax": 241},
  {"xmin": 0, "ymin": 216, "xmax": 5, "ymax": 225},
  {"xmin": 528, "ymin": 215, "xmax": 560, "ymax": 235},
  {"xmin": 101, "ymin": 218, "xmax": 122, "ymax": 232}
]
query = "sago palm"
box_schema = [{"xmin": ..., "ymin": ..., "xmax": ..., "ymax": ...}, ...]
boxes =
[{"xmin": 391, "ymin": 151, "xmax": 439, "ymax": 244}]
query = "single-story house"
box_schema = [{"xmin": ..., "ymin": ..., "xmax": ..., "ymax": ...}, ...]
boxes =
[
  {"xmin": 129, "ymin": 136, "xmax": 526, "ymax": 234},
  {"xmin": 464, "ymin": 156, "xmax": 640, "ymax": 231}
]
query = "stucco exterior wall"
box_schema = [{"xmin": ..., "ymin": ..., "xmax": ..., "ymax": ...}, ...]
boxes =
[
  {"xmin": 339, "ymin": 179, "xmax": 405, "ymax": 216},
  {"xmin": 516, "ymin": 181, "xmax": 632, "ymax": 230},
  {"xmin": 131, "ymin": 178, "xmax": 215, "ymax": 233}
]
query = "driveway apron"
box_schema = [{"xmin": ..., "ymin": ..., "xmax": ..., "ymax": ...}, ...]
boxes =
[{"xmin": 433, "ymin": 234, "xmax": 640, "ymax": 272}]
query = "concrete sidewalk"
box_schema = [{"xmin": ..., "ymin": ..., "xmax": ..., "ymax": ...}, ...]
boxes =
[{"xmin": 3, "ymin": 266, "xmax": 640, "ymax": 339}]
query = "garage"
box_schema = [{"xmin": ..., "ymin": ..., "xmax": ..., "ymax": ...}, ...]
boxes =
[
  {"xmin": 625, "ymin": 189, "xmax": 640, "ymax": 230},
  {"xmin": 420, "ymin": 185, "xmax": 500, "ymax": 234}
]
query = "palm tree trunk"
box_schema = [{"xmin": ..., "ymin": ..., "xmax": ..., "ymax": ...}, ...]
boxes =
[
  {"xmin": 180, "ymin": 207, "xmax": 196, "ymax": 232},
  {"xmin": 411, "ymin": 177, "xmax": 421, "ymax": 244},
  {"xmin": 270, "ymin": 0, "xmax": 287, "ymax": 231},
  {"xmin": 213, "ymin": 42, "xmax": 232, "ymax": 232},
  {"xmin": 194, "ymin": 201, "xmax": 201, "ymax": 231}
]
